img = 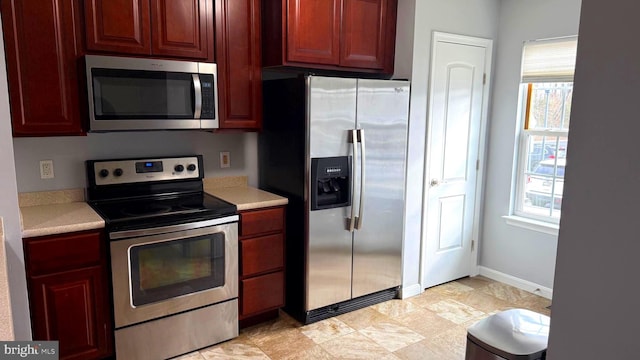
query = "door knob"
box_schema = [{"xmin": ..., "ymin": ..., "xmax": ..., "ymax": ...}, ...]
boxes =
[{"xmin": 430, "ymin": 178, "xmax": 440, "ymax": 187}]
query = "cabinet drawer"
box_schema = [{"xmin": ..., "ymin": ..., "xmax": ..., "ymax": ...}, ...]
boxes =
[
  {"xmin": 25, "ymin": 231, "xmax": 103, "ymax": 275},
  {"xmin": 240, "ymin": 271, "xmax": 284, "ymax": 316},
  {"xmin": 240, "ymin": 207, "xmax": 284, "ymax": 237},
  {"xmin": 240, "ymin": 234, "xmax": 284, "ymax": 277}
]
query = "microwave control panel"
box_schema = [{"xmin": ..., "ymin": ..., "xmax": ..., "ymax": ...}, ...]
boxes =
[{"xmin": 200, "ymin": 74, "xmax": 215, "ymax": 119}]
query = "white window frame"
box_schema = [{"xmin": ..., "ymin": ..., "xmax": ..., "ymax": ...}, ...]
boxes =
[{"xmin": 511, "ymin": 37, "xmax": 577, "ymax": 225}]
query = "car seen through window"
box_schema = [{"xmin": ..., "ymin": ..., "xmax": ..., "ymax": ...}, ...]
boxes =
[{"xmin": 525, "ymin": 158, "xmax": 565, "ymax": 210}]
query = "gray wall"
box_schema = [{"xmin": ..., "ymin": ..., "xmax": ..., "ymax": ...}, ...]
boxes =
[
  {"xmin": 480, "ymin": 0, "xmax": 582, "ymax": 289},
  {"xmin": 13, "ymin": 132, "xmax": 258, "ymax": 193},
  {"xmin": 395, "ymin": 0, "xmax": 500, "ymax": 293},
  {"xmin": 548, "ymin": 0, "xmax": 638, "ymax": 357},
  {"xmin": 0, "ymin": 24, "xmax": 31, "ymax": 340}
]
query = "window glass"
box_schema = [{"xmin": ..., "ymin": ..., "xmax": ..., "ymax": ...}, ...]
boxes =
[{"xmin": 526, "ymin": 83, "xmax": 572, "ymax": 130}]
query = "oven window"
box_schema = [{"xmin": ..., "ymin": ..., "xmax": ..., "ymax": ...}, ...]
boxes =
[
  {"xmin": 92, "ymin": 68, "xmax": 194, "ymax": 119},
  {"xmin": 129, "ymin": 233, "xmax": 225, "ymax": 306}
]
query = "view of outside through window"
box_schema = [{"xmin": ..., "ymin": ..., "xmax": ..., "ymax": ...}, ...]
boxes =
[{"xmin": 520, "ymin": 82, "xmax": 572, "ymax": 219}]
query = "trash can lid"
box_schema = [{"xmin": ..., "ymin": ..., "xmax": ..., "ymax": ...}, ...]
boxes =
[{"xmin": 467, "ymin": 308, "xmax": 550, "ymax": 358}]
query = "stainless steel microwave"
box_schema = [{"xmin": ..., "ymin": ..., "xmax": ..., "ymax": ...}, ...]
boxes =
[{"xmin": 85, "ymin": 55, "xmax": 218, "ymax": 132}]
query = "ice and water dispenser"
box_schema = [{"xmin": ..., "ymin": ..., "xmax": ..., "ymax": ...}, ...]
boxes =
[{"xmin": 311, "ymin": 157, "xmax": 351, "ymax": 210}]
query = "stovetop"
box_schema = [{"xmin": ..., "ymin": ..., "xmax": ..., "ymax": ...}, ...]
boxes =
[
  {"xmin": 89, "ymin": 192, "xmax": 237, "ymax": 233},
  {"xmin": 86, "ymin": 155, "xmax": 239, "ymax": 234}
]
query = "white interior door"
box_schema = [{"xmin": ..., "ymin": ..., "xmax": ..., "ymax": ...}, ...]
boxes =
[{"xmin": 422, "ymin": 33, "xmax": 492, "ymax": 289}]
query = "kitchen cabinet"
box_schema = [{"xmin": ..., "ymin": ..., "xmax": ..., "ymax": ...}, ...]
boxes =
[
  {"xmin": 0, "ymin": 0, "xmax": 85, "ymax": 136},
  {"xmin": 262, "ymin": 0, "xmax": 398, "ymax": 75},
  {"xmin": 215, "ymin": 0, "xmax": 263, "ymax": 130},
  {"xmin": 238, "ymin": 206, "xmax": 286, "ymax": 328},
  {"xmin": 24, "ymin": 230, "xmax": 113, "ymax": 360},
  {"xmin": 84, "ymin": 0, "xmax": 214, "ymax": 61}
]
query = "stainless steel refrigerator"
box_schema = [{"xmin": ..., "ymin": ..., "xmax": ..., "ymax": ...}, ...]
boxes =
[{"xmin": 260, "ymin": 75, "xmax": 410, "ymax": 324}]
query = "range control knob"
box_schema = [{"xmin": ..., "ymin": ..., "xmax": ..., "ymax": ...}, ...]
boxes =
[
  {"xmin": 113, "ymin": 168, "xmax": 123, "ymax": 177},
  {"xmin": 174, "ymin": 164, "xmax": 185, "ymax": 172},
  {"xmin": 187, "ymin": 164, "xmax": 197, "ymax": 171},
  {"xmin": 98, "ymin": 169, "xmax": 109, "ymax": 178}
]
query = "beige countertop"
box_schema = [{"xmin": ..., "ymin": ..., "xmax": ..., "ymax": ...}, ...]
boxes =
[
  {"xmin": 21, "ymin": 202, "xmax": 105, "ymax": 238},
  {"xmin": 206, "ymin": 186, "xmax": 288, "ymax": 211},
  {"xmin": 19, "ymin": 179, "xmax": 287, "ymax": 237},
  {"xmin": 204, "ymin": 176, "xmax": 288, "ymax": 210}
]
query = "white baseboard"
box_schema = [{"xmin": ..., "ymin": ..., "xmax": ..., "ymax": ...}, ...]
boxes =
[
  {"xmin": 399, "ymin": 283, "xmax": 423, "ymax": 299},
  {"xmin": 478, "ymin": 266, "xmax": 553, "ymax": 300}
]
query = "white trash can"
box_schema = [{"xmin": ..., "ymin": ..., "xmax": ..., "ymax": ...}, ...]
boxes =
[{"xmin": 465, "ymin": 308, "xmax": 550, "ymax": 360}]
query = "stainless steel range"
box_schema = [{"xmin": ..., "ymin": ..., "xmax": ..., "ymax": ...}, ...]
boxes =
[{"xmin": 86, "ymin": 155, "xmax": 238, "ymax": 360}]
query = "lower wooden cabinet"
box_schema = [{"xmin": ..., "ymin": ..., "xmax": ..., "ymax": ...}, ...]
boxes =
[
  {"xmin": 24, "ymin": 230, "xmax": 113, "ymax": 360},
  {"xmin": 240, "ymin": 271, "xmax": 284, "ymax": 315},
  {"xmin": 238, "ymin": 206, "xmax": 286, "ymax": 327}
]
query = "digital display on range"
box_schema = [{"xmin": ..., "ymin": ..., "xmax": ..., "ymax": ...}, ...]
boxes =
[{"xmin": 135, "ymin": 161, "xmax": 163, "ymax": 173}]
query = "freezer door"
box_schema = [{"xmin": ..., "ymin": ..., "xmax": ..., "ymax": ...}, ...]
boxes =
[
  {"xmin": 352, "ymin": 79, "xmax": 409, "ymax": 298},
  {"xmin": 307, "ymin": 76, "xmax": 357, "ymax": 311}
]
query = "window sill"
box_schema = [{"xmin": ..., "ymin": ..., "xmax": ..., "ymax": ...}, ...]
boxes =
[{"xmin": 502, "ymin": 215, "xmax": 559, "ymax": 236}]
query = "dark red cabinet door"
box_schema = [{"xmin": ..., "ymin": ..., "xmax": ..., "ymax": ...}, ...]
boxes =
[
  {"xmin": 84, "ymin": 0, "xmax": 213, "ymax": 60},
  {"xmin": 215, "ymin": 0, "xmax": 262, "ymax": 129},
  {"xmin": 25, "ymin": 230, "xmax": 113, "ymax": 360},
  {"xmin": 286, "ymin": 0, "xmax": 341, "ymax": 65},
  {"xmin": 341, "ymin": 0, "xmax": 392, "ymax": 70},
  {"xmin": 84, "ymin": 0, "xmax": 152, "ymax": 55},
  {"xmin": 30, "ymin": 267, "xmax": 112, "ymax": 360},
  {"xmin": 263, "ymin": 0, "xmax": 397, "ymax": 75},
  {"xmin": 151, "ymin": 0, "xmax": 211, "ymax": 60},
  {"xmin": 1, "ymin": 0, "xmax": 85, "ymax": 136}
]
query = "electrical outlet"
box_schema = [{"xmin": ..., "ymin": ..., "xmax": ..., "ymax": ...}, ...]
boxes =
[
  {"xmin": 40, "ymin": 160, "xmax": 54, "ymax": 179},
  {"xmin": 220, "ymin": 152, "xmax": 230, "ymax": 168}
]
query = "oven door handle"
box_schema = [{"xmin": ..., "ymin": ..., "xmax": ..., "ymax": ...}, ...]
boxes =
[{"xmin": 109, "ymin": 215, "xmax": 239, "ymax": 240}]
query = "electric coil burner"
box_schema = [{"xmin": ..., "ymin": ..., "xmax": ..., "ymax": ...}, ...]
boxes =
[{"xmin": 86, "ymin": 155, "xmax": 239, "ymax": 360}]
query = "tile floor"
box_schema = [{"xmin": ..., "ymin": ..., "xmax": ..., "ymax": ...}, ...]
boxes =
[{"xmin": 173, "ymin": 276, "xmax": 551, "ymax": 360}]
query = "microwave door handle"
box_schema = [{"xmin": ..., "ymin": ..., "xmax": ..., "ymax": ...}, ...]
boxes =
[{"xmin": 192, "ymin": 74, "xmax": 202, "ymax": 119}]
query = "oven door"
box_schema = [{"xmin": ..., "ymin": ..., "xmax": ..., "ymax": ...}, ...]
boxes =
[{"xmin": 110, "ymin": 220, "xmax": 238, "ymax": 328}]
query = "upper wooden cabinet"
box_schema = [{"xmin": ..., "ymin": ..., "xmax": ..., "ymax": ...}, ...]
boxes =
[
  {"xmin": 263, "ymin": 0, "xmax": 398, "ymax": 75},
  {"xmin": 286, "ymin": 0, "xmax": 341, "ymax": 65},
  {"xmin": 84, "ymin": 0, "xmax": 214, "ymax": 61},
  {"xmin": 215, "ymin": 0, "xmax": 263, "ymax": 130},
  {"xmin": 1, "ymin": 0, "xmax": 85, "ymax": 136}
]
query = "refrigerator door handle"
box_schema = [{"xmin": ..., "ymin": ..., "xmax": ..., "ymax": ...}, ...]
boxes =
[
  {"xmin": 348, "ymin": 129, "xmax": 358, "ymax": 232},
  {"xmin": 355, "ymin": 129, "xmax": 366, "ymax": 230}
]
